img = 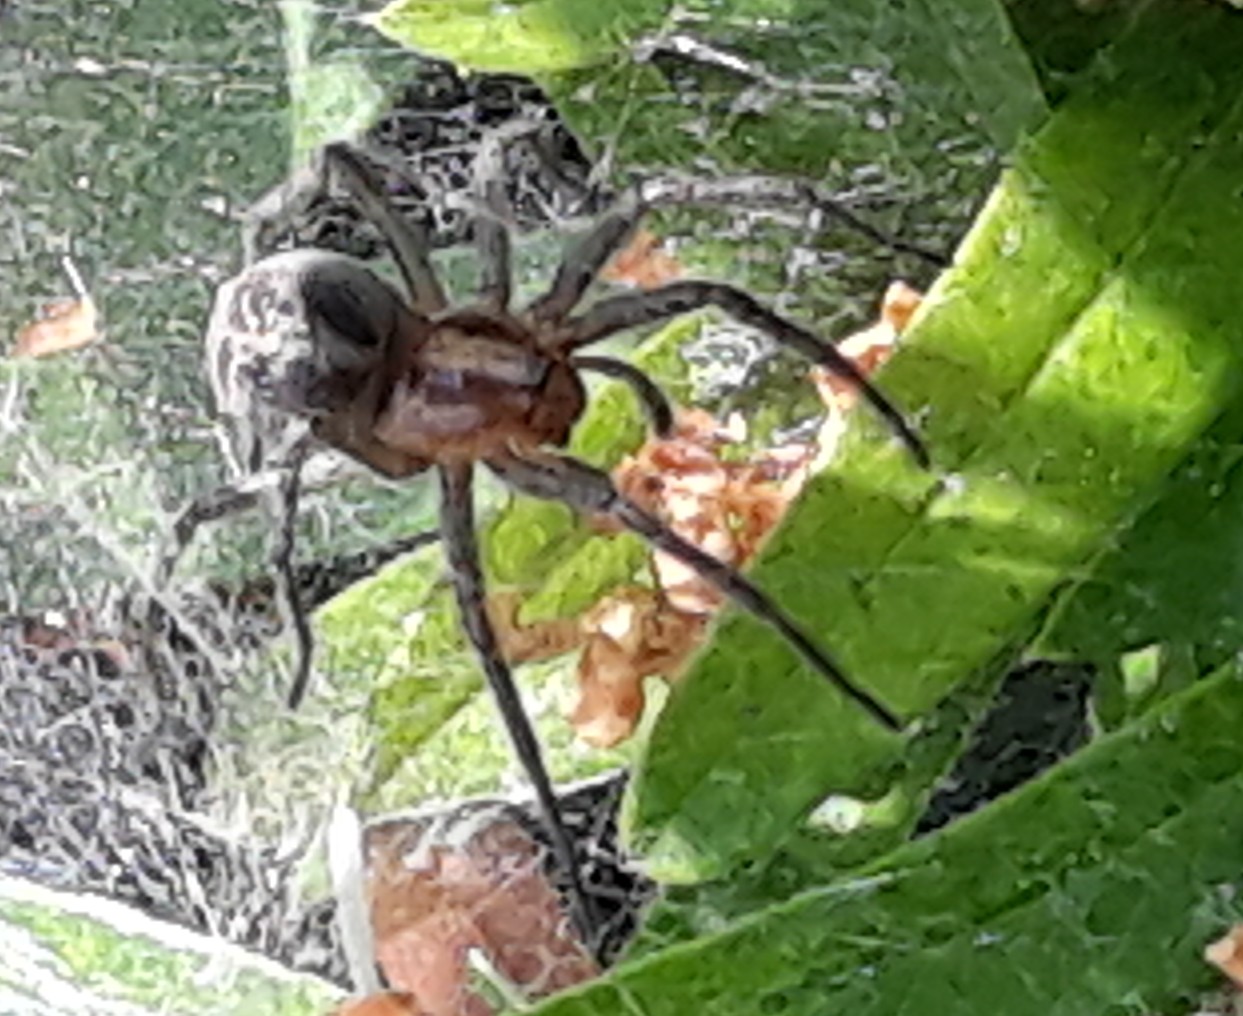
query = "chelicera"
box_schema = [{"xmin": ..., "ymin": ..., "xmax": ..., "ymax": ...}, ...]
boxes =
[{"xmin": 199, "ymin": 141, "xmax": 927, "ymax": 953}]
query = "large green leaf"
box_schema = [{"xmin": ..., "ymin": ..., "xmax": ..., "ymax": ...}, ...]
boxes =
[
  {"xmin": 1003, "ymin": 0, "xmax": 1142, "ymax": 103},
  {"xmin": 625, "ymin": 0, "xmax": 1243, "ymax": 881},
  {"xmin": 1034, "ymin": 378, "xmax": 1243, "ymax": 724},
  {"xmin": 528, "ymin": 662, "xmax": 1243, "ymax": 1016},
  {"xmin": 373, "ymin": 0, "xmax": 1044, "ymax": 160},
  {"xmin": 1042, "ymin": 388, "xmax": 1243, "ymax": 663},
  {"xmin": 370, "ymin": 0, "xmax": 665, "ymax": 74}
]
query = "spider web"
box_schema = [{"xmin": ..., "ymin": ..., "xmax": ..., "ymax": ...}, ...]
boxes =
[
  {"xmin": 0, "ymin": 11, "xmax": 661, "ymax": 997},
  {"xmin": 0, "ymin": 0, "xmax": 1001, "ymax": 1008}
]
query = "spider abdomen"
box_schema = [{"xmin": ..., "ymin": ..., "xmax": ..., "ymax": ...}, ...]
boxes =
[{"xmin": 373, "ymin": 322, "xmax": 586, "ymax": 464}]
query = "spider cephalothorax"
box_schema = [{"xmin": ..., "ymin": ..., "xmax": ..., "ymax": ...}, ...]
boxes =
[
  {"xmin": 369, "ymin": 309, "xmax": 588, "ymax": 463},
  {"xmin": 195, "ymin": 140, "xmax": 928, "ymax": 954}
]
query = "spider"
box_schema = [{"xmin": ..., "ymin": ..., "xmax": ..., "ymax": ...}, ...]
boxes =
[{"xmin": 196, "ymin": 140, "xmax": 928, "ymax": 954}]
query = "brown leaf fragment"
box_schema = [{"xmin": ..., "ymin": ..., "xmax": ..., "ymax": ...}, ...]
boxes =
[
  {"xmin": 810, "ymin": 279, "xmax": 922, "ymax": 411},
  {"xmin": 569, "ymin": 408, "xmax": 811, "ymax": 745},
  {"xmin": 565, "ymin": 281, "xmax": 922, "ymax": 746},
  {"xmin": 366, "ymin": 810, "xmax": 598, "ymax": 1016},
  {"xmin": 878, "ymin": 278, "xmax": 923, "ymax": 332},
  {"xmin": 600, "ymin": 228, "xmax": 682, "ymax": 289},
  {"xmin": 572, "ymin": 588, "xmax": 705, "ymax": 748},
  {"xmin": 333, "ymin": 992, "xmax": 427, "ymax": 1016},
  {"xmin": 487, "ymin": 591, "xmax": 583, "ymax": 664},
  {"xmin": 13, "ymin": 295, "xmax": 99, "ymax": 358},
  {"xmin": 8, "ymin": 610, "xmax": 132, "ymax": 674},
  {"xmin": 812, "ymin": 280, "xmax": 923, "ymax": 461},
  {"xmin": 1206, "ymin": 925, "xmax": 1243, "ymax": 988},
  {"xmin": 612, "ymin": 408, "xmax": 808, "ymax": 616}
]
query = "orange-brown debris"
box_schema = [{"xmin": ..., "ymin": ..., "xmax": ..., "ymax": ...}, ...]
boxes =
[
  {"xmin": 569, "ymin": 409, "xmax": 810, "ymax": 746},
  {"xmin": 366, "ymin": 812, "xmax": 598, "ymax": 1016},
  {"xmin": 600, "ymin": 229, "xmax": 682, "ymax": 289},
  {"xmin": 13, "ymin": 295, "xmax": 98, "ymax": 358},
  {"xmin": 1206, "ymin": 925, "xmax": 1243, "ymax": 988},
  {"xmin": 571, "ymin": 588, "xmax": 706, "ymax": 747},
  {"xmin": 333, "ymin": 992, "xmax": 427, "ymax": 1016},
  {"xmin": 488, "ymin": 591, "xmax": 583, "ymax": 665},
  {"xmin": 491, "ymin": 281, "xmax": 923, "ymax": 749}
]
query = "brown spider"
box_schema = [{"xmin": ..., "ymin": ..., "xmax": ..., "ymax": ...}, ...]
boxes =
[{"xmin": 199, "ymin": 141, "xmax": 927, "ymax": 952}]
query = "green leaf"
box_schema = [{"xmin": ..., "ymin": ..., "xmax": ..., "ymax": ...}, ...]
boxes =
[
  {"xmin": 530, "ymin": 662, "xmax": 1243, "ymax": 1016},
  {"xmin": 377, "ymin": 0, "xmax": 1048, "ymax": 317},
  {"xmin": 518, "ymin": 533, "xmax": 649, "ymax": 625},
  {"xmin": 370, "ymin": 0, "xmax": 667, "ymax": 74},
  {"xmin": 373, "ymin": 0, "xmax": 1046, "ymax": 165},
  {"xmin": 625, "ymin": 0, "xmax": 1243, "ymax": 881},
  {"xmin": 1040, "ymin": 393, "xmax": 1243, "ymax": 670},
  {"xmin": 1003, "ymin": 0, "xmax": 1146, "ymax": 103},
  {"xmin": 0, "ymin": 879, "xmax": 339, "ymax": 1015}
]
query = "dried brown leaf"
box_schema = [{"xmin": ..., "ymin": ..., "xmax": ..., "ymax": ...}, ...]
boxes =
[
  {"xmin": 1207, "ymin": 925, "xmax": 1243, "ymax": 989},
  {"xmin": 810, "ymin": 280, "xmax": 922, "ymax": 411},
  {"xmin": 366, "ymin": 813, "xmax": 598, "ymax": 1016},
  {"xmin": 569, "ymin": 283, "xmax": 920, "ymax": 745},
  {"xmin": 13, "ymin": 296, "xmax": 99, "ymax": 358},
  {"xmin": 487, "ymin": 591, "xmax": 583, "ymax": 664},
  {"xmin": 600, "ymin": 229, "xmax": 682, "ymax": 289},
  {"xmin": 572, "ymin": 588, "xmax": 705, "ymax": 747},
  {"xmin": 333, "ymin": 992, "xmax": 427, "ymax": 1016},
  {"xmin": 812, "ymin": 280, "xmax": 923, "ymax": 462}
]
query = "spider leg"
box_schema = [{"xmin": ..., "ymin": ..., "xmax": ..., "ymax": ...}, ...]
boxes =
[
  {"xmin": 527, "ymin": 168, "xmax": 947, "ymax": 327},
  {"xmin": 271, "ymin": 442, "xmax": 315, "ymax": 708},
  {"xmin": 474, "ymin": 204, "xmax": 512, "ymax": 310},
  {"xmin": 471, "ymin": 132, "xmax": 514, "ymax": 310},
  {"xmin": 156, "ymin": 451, "xmax": 367, "ymax": 589},
  {"xmin": 571, "ymin": 354, "xmax": 675, "ymax": 437},
  {"xmin": 527, "ymin": 189, "xmax": 642, "ymax": 324},
  {"xmin": 487, "ymin": 449, "xmax": 904, "ymax": 732},
  {"xmin": 559, "ymin": 281, "xmax": 928, "ymax": 467},
  {"xmin": 437, "ymin": 462, "xmax": 602, "ymax": 952},
  {"xmin": 527, "ymin": 173, "xmax": 944, "ymax": 330},
  {"xmin": 636, "ymin": 175, "xmax": 948, "ymax": 266},
  {"xmin": 156, "ymin": 478, "xmax": 267, "ymax": 589},
  {"xmin": 322, "ymin": 142, "xmax": 448, "ymax": 314}
]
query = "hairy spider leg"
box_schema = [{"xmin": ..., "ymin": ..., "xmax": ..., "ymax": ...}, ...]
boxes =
[
  {"xmin": 527, "ymin": 189, "xmax": 643, "ymax": 324},
  {"xmin": 561, "ymin": 281, "xmax": 929, "ymax": 468},
  {"xmin": 522, "ymin": 184, "xmax": 926, "ymax": 463},
  {"xmin": 322, "ymin": 142, "xmax": 448, "ymax": 314},
  {"xmin": 488, "ymin": 449, "xmax": 904, "ymax": 732},
  {"xmin": 271, "ymin": 441, "xmax": 317, "ymax": 708},
  {"xmin": 157, "ymin": 452, "xmax": 375, "ymax": 593},
  {"xmin": 569, "ymin": 355, "xmax": 675, "ymax": 438},
  {"xmin": 527, "ymin": 174, "xmax": 946, "ymax": 332},
  {"xmin": 157, "ymin": 480, "xmax": 267, "ymax": 589},
  {"xmin": 635, "ymin": 175, "xmax": 948, "ymax": 267},
  {"xmin": 438, "ymin": 462, "xmax": 603, "ymax": 953},
  {"xmin": 464, "ymin": 140, "xmax": 676, "ymax": 437},
  {"xmin": 471, "ymin": 130, "xmax": 515, "ymax": 310}
]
